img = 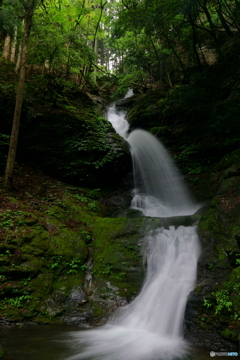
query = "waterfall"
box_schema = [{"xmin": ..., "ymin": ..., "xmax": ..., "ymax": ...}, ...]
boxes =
[
  {"xmin": 65, "ymin": 91, "xmax": 200, "ymax": 360},
  {"xmin": 106, "ymin": 90, "xmax": 132, "ymax": 139},
  {"xmin": 128, "ymin": 129, "xmax": 198, "ymax": 217}
]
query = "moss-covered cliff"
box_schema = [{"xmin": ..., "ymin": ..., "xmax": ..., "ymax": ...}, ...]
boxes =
[
  {"xmin": 183, "ymin": 150, "xmax": 240, "ymax": 350},
  {"xmin": 0, "ymin": 169, "xmax": 146, "ymax": 326}
]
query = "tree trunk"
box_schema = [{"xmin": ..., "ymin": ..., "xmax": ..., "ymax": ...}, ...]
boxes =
[
  {"xmin": 15, "ymin": 20, "xmax": 25, "ymax": 72},
  {"xmin": 200, "ymin": 2, "xmax": 223, "ymax": 58},
  {"xmin": 190, "ymin": 20, "xmax": 202, "ymax": 71},
  {"xmin": 3, "ymin": 34, "xmax": 11, "ymax": 60},
  {"xmin": 10, "ymin": 27, "xmax": 18, "ymax": 63},
  {"xmin": 91, "ymin": 0, "xmax": 107, "ymax": 81},
  {"xmin": 4, "ymin": 4, "xmax": 34, "ymax": 190},
  {"xmin": 93, "ymin": 37, "xmax": 98, "ymax": 82},
  {"xmin": 15, "ymin": 43, "xmax": 22, "ymax": 72},
  {"xmin": 148, "ymin": 35, "xmax": 162, "ymax": 81},
  {"xmin": 217, "ymin": 7, "xmax": 233, "ymax": 37}
]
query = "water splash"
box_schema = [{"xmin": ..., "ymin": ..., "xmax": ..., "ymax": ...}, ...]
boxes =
[{"xmin": 64, "ymin": 93, "xmax": 200, "ymax": 360}]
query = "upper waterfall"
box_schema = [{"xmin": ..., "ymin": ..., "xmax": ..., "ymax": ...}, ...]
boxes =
[
  {"xmin": 107, "ymin": 89, "xmax": 133, "ymax": 139},
  {"xmin": 128, "ymin": 129, "xmax": 198, "ymax": 217}
]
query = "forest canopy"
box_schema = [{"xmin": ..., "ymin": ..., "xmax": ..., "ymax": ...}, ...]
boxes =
[{"xmin": 0, "ymin": 0, "xmax": 239, "ymax": 91}]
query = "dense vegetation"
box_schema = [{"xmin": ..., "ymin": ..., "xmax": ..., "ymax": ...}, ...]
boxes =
[
  {"xmin": 1, "ymin": 0, "xmax": 240, "ymax": 182},
  {"xmin": 0, "ymin": 0, "xmax": 240, "ymax": 356}
]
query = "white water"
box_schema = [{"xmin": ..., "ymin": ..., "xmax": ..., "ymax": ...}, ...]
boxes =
[
  {"xmin": 65, "ymin": 91, "xmax": 200, "ymax": 360},
  {"xmin": 106, "ymin": 89, "xmax": 132, "ymax": 139},
  {"xmin": 128, "ymin": 130, "xmax": 199, "ymax": 217}
]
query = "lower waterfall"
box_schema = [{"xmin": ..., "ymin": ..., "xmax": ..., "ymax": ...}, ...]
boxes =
[{"xmin": 65, "ymin": 96, "xmax": 200, "ymax": 360}]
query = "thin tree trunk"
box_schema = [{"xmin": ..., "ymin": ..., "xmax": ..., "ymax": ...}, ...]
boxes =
[
  {"xmin": 10, "ymin": 27, "xmax": 18, "ymax": 63},
  {"xmin": 3, "ymin": 34, "xmax": 11, "ymax": 60},
  {"xmin": 200, "ymin": 2, "xmax": 223, "ymax": 58},
  {"xmin": 148, "ymin": 35, "xmax": 162, "ymax": 80},
  {"xmin": 15, "ymin": 43, "xmax": 22, "ymax": 72},
  {"xmin": 165, "ymin": 65, "xmax": 173, "ymax": 88},
  {"xmin": 93, "ymin": 37, "xmax": 98, "ymax": 82},
  {"xmin": 91, "ymin": 0, "xmax": 107, "ymax": 81},
  {"xmin": 217, "ymin": 7, "xmax": 233, "ymax": 37},
  {"xmin": 190, "ymin": 21, "xmax": 202, "ymax": 71},
  {"xmin": 4, "ymin": 4, "xmax": 34, "ymax": 190},
  {"xmin": 92, "ymin": 1, "xmax": 107, "ymax": 51}
]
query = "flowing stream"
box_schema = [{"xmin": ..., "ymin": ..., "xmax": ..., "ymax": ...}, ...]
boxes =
[{"xmin": 62, "ymin": 92, "xmax": 201, "ymax": 360}]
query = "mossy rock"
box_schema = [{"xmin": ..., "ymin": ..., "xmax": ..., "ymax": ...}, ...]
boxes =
[
  {"xmin": 216, "ymin": 149, "xmax": 240, "ymax": 171},
  {"xmin": 127, "ymin": 90, "xmax": 166, "ymax": 129},
  {"xmin": 17, "ymin": 100, "xmax": 131, "ymax": 187},
  {"xmin": 221, "ymin": 328, "xmax": 239, "ymax": 340},
  {"xmin": 47, "ymin": 227, "xmax": 88, "ymax": 259},
  {"xmin": 91, "ymin": 217, "xmax": 144, "ymax": 298},
  {"xmin": 20, "ymin": 227, "xmax": 51, "ymax": 255},
  {"xmin": 52, "ymin": 274, "xmax": 85, "ymax": 297},
  {"xmin": 90, "ymin": 217, "xmax": 162, "ymax": 303},
  {"xmin": 216, "ymin": 175, "xmax": 240, "ymax": 195},
  {"xmin": 186, "ymin": 158, "xmax": 240, "ymax": 349}
]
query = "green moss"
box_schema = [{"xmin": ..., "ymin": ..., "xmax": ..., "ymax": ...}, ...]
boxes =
[
  {"xmin": 91, "ymin": 217, "xmax": 144, "ymax": 298},
  {"xmin": 30, "ymin": 272, "xmax": 54, "ymax": 298},
  {"xmin": 2, "ymin": 308, "xmax": 26, "ymax": 321},
  {"xmin": 199, "ymin": 322, "xmax": 210, "ymax": 329},
  {"xmin": 0, "ymin": 190, "xmax": 146, "ymax": 324},
  {"xmin": 90, "ymin": 301, "xmax": 104, "ymax": 318},
  {"xmin": 221, "ymin": 328, "xmax": 239, "ymax": 340},
  {"xmin": 48, "ymin": 227, "xmax": 88, "ymax": 259},
  {"xmin": 198, "ymin": 208, "xmax": 219, "ymax": 232},
  {"xmin": 53, "ymin": 273, "xmax": 85, "ymax": 296},
  {"xmin": 18, "ymin": 257, "xmax": 44, "ymax": 273},
  {"xmin": 62, "ymin": 196, "xmax": 96, "ymax": 223},
  {"xmin": 216, "ymin": 245, "xmax": 228, "ymax": 261},
  {"xmin": 21, "ymin": 227, "xmax": 50, "ymax": 255}
]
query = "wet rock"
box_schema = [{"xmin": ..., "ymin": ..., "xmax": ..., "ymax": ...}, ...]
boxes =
[
  {"xmin": 115, "ymin": 96, "xmax": 137, "ymax": 110},
  {"xmin": 184, "ymin": 152, "xmax": 240, "ymax": 349}
]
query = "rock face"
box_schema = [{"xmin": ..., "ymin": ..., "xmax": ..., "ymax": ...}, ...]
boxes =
[
  {"xmin": 0, "ymin": 188, "xmax": 152, "ymax": 327},
  {"xmin": 18, "ymin": 92, "xmax": 131, "ymax": 187},
  {"xmin": 115, "ymin": 95, "xmax": 137, "ymax": 111},
  {"xmin": 0, "ymin": 88, "xmax": 132, "ymax": 188},
  {"xmin": 184, "ymin": 149, "xmax": 240, "ymax": 350}
]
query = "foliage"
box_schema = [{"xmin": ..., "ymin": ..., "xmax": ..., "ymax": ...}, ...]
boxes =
[
  {"xmin": 0, "ymin": 210, "xmax": 30, "ymax": 229},
  {"xmin": 8, "ymin": 85, "xmax": 131, "ymax": 187},
  {"xmin": 48, "ymin": 255, "xmax": 87, "ymax": 275},
  {"xmin": 0, "ymin": 0, "xmax": 23, "ymax": 36},
  {"xmin": 203, "ymin": 267, "xmax": 240, "ymax": 321},
  {"xmin": 70, "ymin": 193, "xmax": 99, "ymax": 212},
  {"xmin": 0, "ymin": 295, "xmax": 32, "ymax": 309}
]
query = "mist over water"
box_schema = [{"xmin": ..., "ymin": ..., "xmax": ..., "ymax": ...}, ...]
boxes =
[{"xmin": 65, "ymin": 91, "xmax": 200, "ymax": 360}]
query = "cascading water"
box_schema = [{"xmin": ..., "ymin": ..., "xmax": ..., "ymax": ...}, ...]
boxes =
[
  {"xmin": 128, "ymin": 129, "xmax": 199, "ymax": 217},
  {"xmin": 65, "ymin": 91, "xmax": 200, "ymax": 360},
  {"xmin": 106, "ymin": 89, "xmax": 132, "ymax": 139}
]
